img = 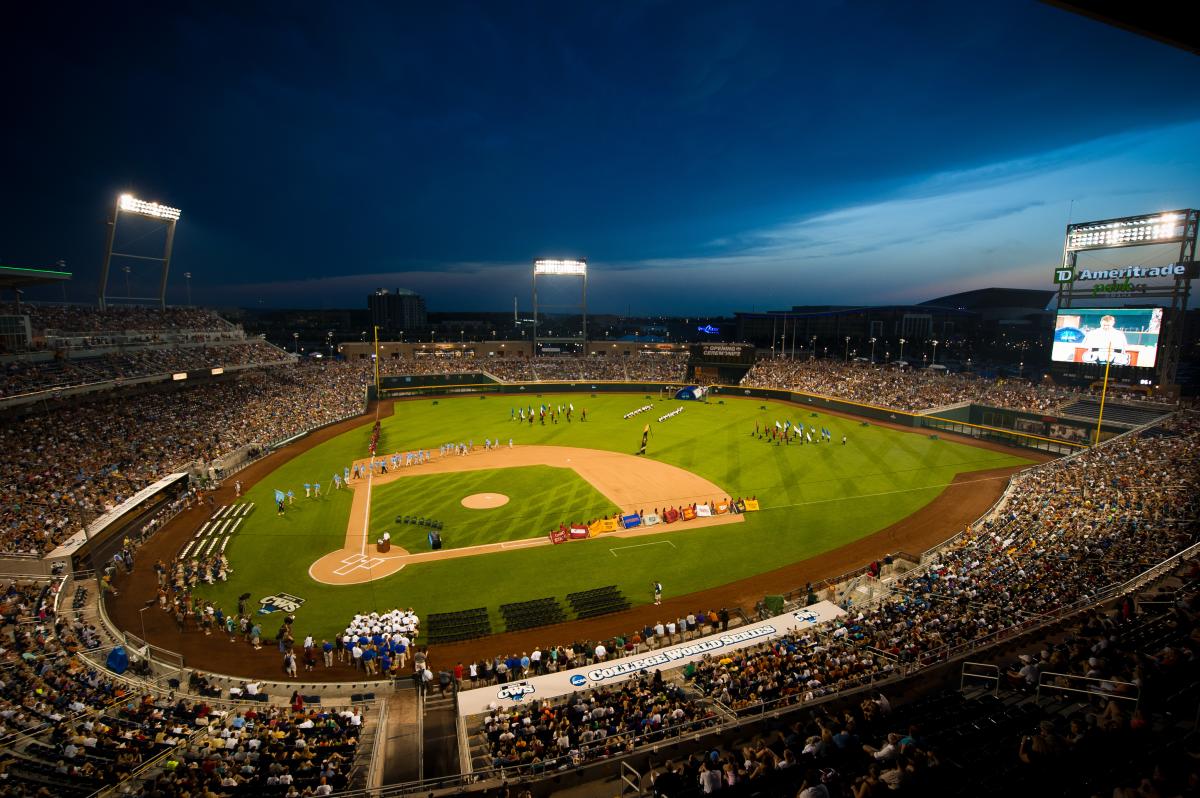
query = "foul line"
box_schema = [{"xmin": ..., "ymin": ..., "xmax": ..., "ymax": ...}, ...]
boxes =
[
  {"xmin": 610, "ymin": 540, "xmax": 677, "ymax": 557},
  {"xmin": 359, "ymin": 403, "xmax": 383, "ymax": 556},
  {"xmin": 763, "ymin": 473, "xmax": 1011, "ymax": 513}
]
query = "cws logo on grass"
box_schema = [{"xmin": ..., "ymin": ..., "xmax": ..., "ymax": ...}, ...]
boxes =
[
  {"xmin": 259, "ymin": 593, "xmax": 306, "ymax": 614},
  {"xmin": 497, "ymin": 681, "xmax": 536, "ymax": 702}
]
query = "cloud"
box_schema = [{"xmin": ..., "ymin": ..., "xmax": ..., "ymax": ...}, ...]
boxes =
[{"xmin": 219, "ymin": 117, "xmax": 1200, "ymax": 312}]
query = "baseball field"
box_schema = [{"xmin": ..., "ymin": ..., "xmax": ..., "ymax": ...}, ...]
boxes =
[{"xmin": 189, "ymin": 392, "xmax": 1031, "ymax": 640}]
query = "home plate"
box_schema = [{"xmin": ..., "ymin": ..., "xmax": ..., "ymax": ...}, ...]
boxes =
[{"xmin": 462, "ymin": 493, "xmax": 509, "ymax": 509}]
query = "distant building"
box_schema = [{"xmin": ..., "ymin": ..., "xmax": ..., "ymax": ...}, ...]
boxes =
[{"xmin": 368, "ymin": 288, "xmax": 426, "ymax": 333}]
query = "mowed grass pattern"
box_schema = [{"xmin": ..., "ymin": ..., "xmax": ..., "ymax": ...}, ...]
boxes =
[
  {"xmin": 194, "ymin": 393, "xmax": 1032, "ymax": 638},
  {"xmin": 368, "ymin": 465, "xmax": 618, "ymax": 550}
]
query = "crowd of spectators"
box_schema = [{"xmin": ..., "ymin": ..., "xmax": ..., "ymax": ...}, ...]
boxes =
[
  {"xmin": 377, "ymin": 353, "xmax": 689, "ymax": 384},
  {"xmin": 740, "ymin": 358, "xmax": 1082, "ymax": 413},
  {"xmin": 481, "ymin": 671, "xmax": 716, "ymax": 771},
  {"xmin": 1, "ymin": 341, "xmax": 290, "ymax": 398},
  {"xmin": 12, "ymin": 304, "xmax": 236, "ymax": 337},
  {"xmin": 0, "ymin": 574, "xmax": 360, "ymax": 797},
  {"xmin": 465, "ymin": 413, "xmax": 1195, "ymax": 713},
  {"xmin": 137, "ymin": 702, "xmax": 361, "ymax": 797},
  {"xmin": 0, "ymin": 361, "xmax": 368, "ymax": 556}
]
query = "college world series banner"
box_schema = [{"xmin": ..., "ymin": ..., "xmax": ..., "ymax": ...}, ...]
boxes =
[{"xmin": 456, "ymin": 600, "xmax": 846, "ymax": 717}]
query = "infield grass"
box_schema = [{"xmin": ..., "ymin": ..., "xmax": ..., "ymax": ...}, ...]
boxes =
[
  {"xmin": 194, "ymin": 392, "xmax": 1032, "ymax": 638},
  {"xmin": 368, "ymin": 466, "xmax": 617, "ymax": 550}
]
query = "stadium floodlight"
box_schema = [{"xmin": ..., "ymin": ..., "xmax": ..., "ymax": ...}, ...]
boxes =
[
  {"xmin": 100, "ymin": 192, "xmax": 183, "ymax": 310},
  {"xmin": 1066, "ymin": 211, "xmax": 1187, "ymax": 252},
  {"xmin": 118, "ymin": 193, "xmax": 182, "ymax": 221},
  {"xmin": 534, "ymin": 259, "xmax": 587, "ymax": 275}
]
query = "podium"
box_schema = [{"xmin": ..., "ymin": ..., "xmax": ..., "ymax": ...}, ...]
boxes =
[{"xmin": 376, "ymin": 540, "xmax": 391, "ymax": 553}]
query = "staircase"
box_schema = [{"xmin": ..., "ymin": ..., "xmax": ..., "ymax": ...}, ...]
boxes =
[{"xmin": 422, "ymin": 688, "xmax": 461, "ymax": 779}]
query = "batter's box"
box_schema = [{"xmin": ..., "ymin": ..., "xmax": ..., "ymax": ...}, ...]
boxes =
[{"xmin": 333, "ymin": 554, "xmax": 385, "ymax": 575}]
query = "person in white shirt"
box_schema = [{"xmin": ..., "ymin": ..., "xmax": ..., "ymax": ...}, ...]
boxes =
[{"xmin": 1082, "ymin": 314, "xmax": 1129, "ymax": 360}]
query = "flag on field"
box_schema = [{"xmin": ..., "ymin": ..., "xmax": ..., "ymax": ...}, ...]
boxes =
[
  {"xmin": 784, "ymin": 420, "xmax": 791, "ymax": 431},
  {"xmin": 775, "ymin": 420, "xmax": 783, "ymax": 429},
  {"xmin": 274, "ymin": 489, "xmax": 286, "ymax": 503},
  {"xmin": 643, "ymin": 423, "xmax": 650, "ymax": 433},
  {"xmin": 569, "ymin": 403, "xmax": 574, "ymax": 411}
]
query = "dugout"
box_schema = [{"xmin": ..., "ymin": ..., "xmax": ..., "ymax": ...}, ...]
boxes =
[{"xmin": 47, "ymin": 473, "xmax": 191, "ymax": 576}]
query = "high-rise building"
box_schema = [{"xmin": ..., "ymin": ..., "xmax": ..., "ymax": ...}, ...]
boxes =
[{"xmin": 368, "ymin": 288, "xmax": 427, "ymax": 333}]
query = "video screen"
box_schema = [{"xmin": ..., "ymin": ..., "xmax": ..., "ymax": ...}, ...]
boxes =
[{"xmin": 1051, "ymin": 308, "xmax": 1162, "ymax": 368}]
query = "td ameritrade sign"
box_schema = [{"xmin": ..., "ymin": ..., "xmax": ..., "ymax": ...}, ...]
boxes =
[
  {"xmin": 456, "ymin": 601, "xmax": 846, "ymax": 717},
  {"xmin": 1055, "ymin": 262, "xmax": 1195, "ymax": 295}
]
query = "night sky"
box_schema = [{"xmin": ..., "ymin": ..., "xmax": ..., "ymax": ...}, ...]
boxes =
[{"xmin": 5, "ymin": 3, "xmax": 1198, "ymax": 314}]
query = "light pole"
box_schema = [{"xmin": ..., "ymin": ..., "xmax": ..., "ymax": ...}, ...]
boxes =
[
  {"xmin": 292, "ymin": 332, "xmax": 299, "ymax": 354},
  {"xmin": 184, "ymin": 272, "xmax": 192, "ymax": 306},
  {"xmin": 869, "ymin": 337, "xmax": 877, "ymax": 364},
  {"xmin": 123, "ymin": 265, "xmax": 132, "ymax": 298},
  {"xmin": 844, "ymin": 336, "xmax": 851, "ymax": 362},
  {"xmin": 931, "ymin": 339, "xmax": 939, "ymax": 366},
  {"xmin": 810, "ymin": 336, "xmax": 817, "ymax": 360},
  {"xmin": 898, "ymin": 338, "xmax": 906, "ymax": 363}
]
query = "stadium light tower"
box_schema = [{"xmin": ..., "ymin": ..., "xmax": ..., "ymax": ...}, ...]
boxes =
[
  {"xmin": 532, "ymin": 259, "xmax": 587, "ymax": 353},
  {"xmin": 99, "ymin": 192, "xmax": 182, "ymax": 310},
  {"xmin": 898, "ymin": 338, "xmax": 906, "ymax": 363}
]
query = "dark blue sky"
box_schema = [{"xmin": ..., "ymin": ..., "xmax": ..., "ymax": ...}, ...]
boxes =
[{"xmin": 5, "ymin": 2, "xmax": 1198, "ymax": 313}]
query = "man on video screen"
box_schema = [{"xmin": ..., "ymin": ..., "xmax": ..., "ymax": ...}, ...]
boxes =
[{"xmin": 1082, "ymin": 314, "xmax": 1128, "ymax": 363}]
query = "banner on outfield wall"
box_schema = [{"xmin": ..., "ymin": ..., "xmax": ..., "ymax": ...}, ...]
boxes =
[{"xmin": 456, "ymin": 600, "xmax": 846, "ymax": 717}]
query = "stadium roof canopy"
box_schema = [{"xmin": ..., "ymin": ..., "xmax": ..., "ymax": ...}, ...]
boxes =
[
  {"xmin": 919, "ymin": 287, "xmax": 1055, "ymax": 312},
  {"xmin": 0, "ymin": 264, "xmax": 73, "ymax": 291}
]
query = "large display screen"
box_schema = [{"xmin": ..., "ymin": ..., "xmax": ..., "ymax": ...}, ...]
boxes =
[{"xmin": 1051, "ymin": 308, "xmax": 1163, "ymax": 368}]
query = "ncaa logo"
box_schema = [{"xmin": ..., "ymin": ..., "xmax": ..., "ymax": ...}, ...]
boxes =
[
  {"xmin": 497, "ymin": 682, "xmax": 536, "ymax": 702},
  {"xmin": 569, "ymin": 674, "xmax": 587, "ymax": 687}
]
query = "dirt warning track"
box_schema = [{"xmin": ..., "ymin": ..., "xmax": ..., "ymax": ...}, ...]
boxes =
[{"xmin": 307, "ymin": 445, "xmax": 743, "ymax": 585}]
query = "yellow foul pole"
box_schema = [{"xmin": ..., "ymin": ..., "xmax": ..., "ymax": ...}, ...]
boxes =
[
  {"xmin": 373, "ymin": 325, "xmax": 380, "ymax": 395},
  {"xmin": 1094, "ymin": 342, "xmax": 1112, "ymax": 446}
]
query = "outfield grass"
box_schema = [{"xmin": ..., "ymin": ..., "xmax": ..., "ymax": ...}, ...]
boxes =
[
  {"xmin": 194, "ymin": 393, "xmax": 1032, "ymax": 639},
  {"xmin": 368, "ymin": 465, "xmax": 618, "ymax": 550}
]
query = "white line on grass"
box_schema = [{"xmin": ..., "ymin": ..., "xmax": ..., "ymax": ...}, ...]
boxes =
[
  {"xmin": 359, "ymin": 403, "xmax": 383, "ymax": 557},
  {"xmin": 609, "ymin": 540, "xmax": 677, "ymax": 557},
  {"xmin": 764, "ymin": 473, "xmax": 1011, "ymax": 513}
]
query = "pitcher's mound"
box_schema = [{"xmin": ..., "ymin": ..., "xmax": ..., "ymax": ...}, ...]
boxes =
[{"xmin": 462, "ymin": 493, "xmax": 509, "ymax": 509}]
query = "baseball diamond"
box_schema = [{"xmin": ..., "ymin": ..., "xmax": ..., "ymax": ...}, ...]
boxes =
[{"xmin": 105, "ymin": 390, "xmax": 1039, "ymax": 679}]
